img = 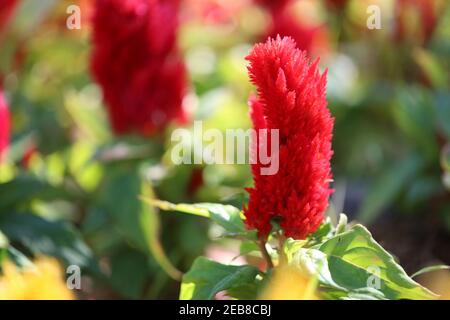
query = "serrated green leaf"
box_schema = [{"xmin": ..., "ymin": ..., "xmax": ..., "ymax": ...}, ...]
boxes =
[
  {"xmin": 317, "ymin": 224, "xmax": 437, "ymax": 300},
  {"xmin": 147, "ymin": 199, "xmax": 248, "ymax": 235}
]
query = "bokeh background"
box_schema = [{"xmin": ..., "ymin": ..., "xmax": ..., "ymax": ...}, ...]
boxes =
[{"xmin": 0, "ymin": 0, "xmax": 449, "ymax": 299}]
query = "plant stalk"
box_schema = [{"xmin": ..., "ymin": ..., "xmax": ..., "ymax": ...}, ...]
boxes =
[{"xmin": 258, "ymin": 239, "xmax": 274, "ymax": 269}]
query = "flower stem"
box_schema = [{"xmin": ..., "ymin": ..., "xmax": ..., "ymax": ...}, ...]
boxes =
[
  {"xmin": 278, "ymin": 233, "xmax": 287, "ymax": 265},
  {"xmin": 258, "ymin": 239, "xmax": 274, "ymax": 269}
]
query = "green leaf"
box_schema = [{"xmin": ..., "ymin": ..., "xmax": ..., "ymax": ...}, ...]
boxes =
[
  {"xmin": 147, "ymin": 200, "xmax": 248, "ymax": 236},
  {"xmin": 99, "ymin": 166, "xmax": 181, "ymax": 280},
  {"xmin": 0, "ymin": 213, "xmax": 99, "ymax": 274},
  {"xmin": 335, "ymin": 213, "xmax": 348, "ymax": 235},
  {"xmin": 98, "ymin": 167, "xmax": 153, "ymax": 252},
  {"xmin": 64, "ymin": 88, "xmax": 110, "ymax": 143},
  {"xmin": 109, "ymin": 248, "xmax": 153, "ymax": 299},
  {"xmin": 0, "ymin": 230, "xmax": 8, "ymax": 248},
  {"xmin": 196, "ymin": 203, "xmax": 246, "ymax": 235},
  {"xmin": 0, "ymin": 175, "xmax": 72, "ymax": 211},
  {"xmin": 292, "ymin": 248, "xmax": 349, "ymax": 296},
  {"xmin": 394, "ymin": 88, "xmax": 437, "ymax": 156},
  {"xmin": 412, "ymin": 48, "xmax": 448, "ymax": 89},
  {"xmin": 239, "ymin": 241, "xmax": 260, "ymax": 256},
  {"xmin": 0, "ymin": 240, "xmax": 34, "ymax": 270},
  {"xmin": 435, "ymin": 92, "xmax": 450, "ymax": 139},
  {"xmin": 180, "ymin": 257, "xmax": 260, "ymax": 300},
  {"xmin": 284, "ymin": 238, "xmax": 307, "ymax": 263},
  {"xmin": 411, "ymin": 265, "xmax": 450, "ymax": 279},
  {"xmin": 308, "ymin": 217, "xmax": 334, "ymax": 246},
  {"xmin": 142, "ymin": 184, "xmax": 182, "ymax": 280},
  {"xmin": 317, "ymin": 224, "xmax": 437, "ymax": 300},
  {"xmin": 7, "ymin": 246, "xmax": 34, "ymax": 269},
  {"xmin": 0, "ymin": 230, "xmax": 8, "ymax": 266}
]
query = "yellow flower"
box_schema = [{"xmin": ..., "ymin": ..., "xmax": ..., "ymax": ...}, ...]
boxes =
[
  {"xmin": 419, "ymin": 270, "xmax": 450, "ymax": 300},
  {"xmin": 0, "ymin": 257, "xmax": 75, "ymax": 300},
  {"xmin": 260, "ymin": 264, "xmax": 319, "ymax": 300}
]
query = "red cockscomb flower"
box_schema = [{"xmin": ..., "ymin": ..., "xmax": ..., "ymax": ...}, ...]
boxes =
[
  {"xmin": 90, "ymin": 0, "xmax": 187, "ymax": 136},
  {"xmin": 244, "ymin": 36, "xmax": 334, "ymax": 240},
  {"xmin": 0, "ymin": 90, "xmax": 10, "ymax": 160},
  {"xmin": 0, "ymin": 0, "xmax": 18, "ymax": 33}
]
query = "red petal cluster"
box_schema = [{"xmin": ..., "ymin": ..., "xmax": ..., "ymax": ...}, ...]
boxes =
[
  {"xmin": 244, "ymin": 36, "xmax": 334, "ymax": 240},
  {"xmin": 0, "ymin": 0, "xmax": 18, "ymax": 32},
  {"xmin": 0, "ymin": 90, "xmax": 10, "ymax": 160},
  {"xmin": 90, "ymin": 0, "xmax": 187, "ymax": 136}
]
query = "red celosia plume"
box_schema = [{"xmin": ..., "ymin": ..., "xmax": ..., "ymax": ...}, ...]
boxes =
[
  {"xmin": 0, "ymin": 90, "xmax": 10, "ymax": 160},
  {"xmin": 244, "ymin": 36, "xmax": 334, "ymax": 240},
  {"xmin": 90, "ymin": 0, "xmax": 187, "ymax": 136}
]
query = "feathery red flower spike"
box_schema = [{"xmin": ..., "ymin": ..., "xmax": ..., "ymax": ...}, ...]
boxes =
[{"xmin": 244, "ymin": 36, "xmax": 334, "ymax": 240}]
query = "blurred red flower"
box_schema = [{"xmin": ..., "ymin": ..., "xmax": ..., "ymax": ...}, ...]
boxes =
[
  {"xmin": 325, "ymin": 0, "xmax": 348, "ymax": 10},
  {"xmin": 90, "ymin": 0, "xmax": 187, "ymax": 136},
  {"xmin": 244, "ymin": 36, "xmax": 334, "ymax": 240},
  {"xmin": 254, "ymin": 0, "xmax": 292, "ymax": 12},
  {"xmin": 0, "ymin": 91, "xmax": 10, "ymax": 160},
  {"xmin": 183, "ymin": 0, "xmax": 251, "ymax": 25},
  {"xmin": 0, "ymin": 0, "xmax": 18, "ymax": 32},
  {"xmin": 394, "ymin": 0, "xmax": 438, "ymax": 44},
  {"xmin": 266, "ymin": 8, "xmax": 330, "ymax": 57},
  {"xmin": 21, "ymin": 144, "xmax": 37, "ymax": 169},
  {"xmin": 187, "ymin": 168, "xmax": 204, "ymax": 197}
]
